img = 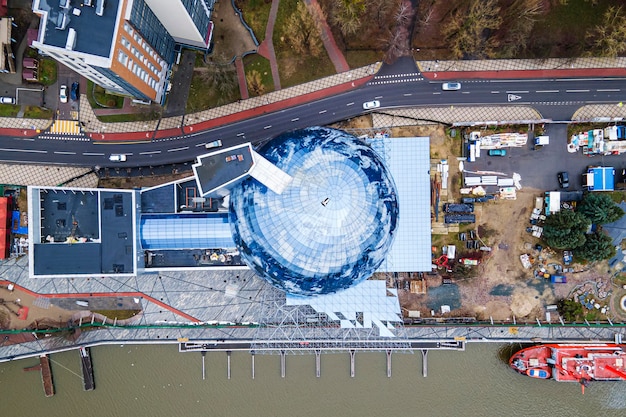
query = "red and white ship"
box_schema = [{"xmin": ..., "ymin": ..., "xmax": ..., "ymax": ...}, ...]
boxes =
[{"xmin": 510, "ymin": 344, "xmax": 626, "ymax": 383}]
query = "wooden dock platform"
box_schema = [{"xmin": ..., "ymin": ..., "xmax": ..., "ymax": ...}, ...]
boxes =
[
  {"xmin": 23, "ymin": 355, "xmax": 55, "ymax": 397},
  {"xmin": 79, "ymin": 347, "xmax": 95, "ymax": 391}
]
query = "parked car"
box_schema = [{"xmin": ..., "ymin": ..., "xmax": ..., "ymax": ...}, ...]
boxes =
[
  {"xmin": 442, "ymin": 82, "xmax": 461, "ymax": 91},
  {"xmin": 557, "ymin": 171, "xmax": 569, "ymax": 188},
  {"xmin": 362, "ymin": 100, "xmax": 380, "ymax": 110},
  {"xmin": 205, "ymin": 139, "xmax": 223, "ymax": 149},
  {"xmin": 488, "ymin": 149, "xmax": 507, "ymax": 156},
  {"xmin": 109, "ymin": 154, "xmax": 127, "ymax": 162},
  {"xmin": 0, "ymin": 96, "xmax": 15, "ymax": 104},
  {"xmin": 59, "ymin": 85, "xmax": 68, "ymax": 103},
  {"xmin": 70, "ymin": 82, "xmax": 79, "ymax": 101}
]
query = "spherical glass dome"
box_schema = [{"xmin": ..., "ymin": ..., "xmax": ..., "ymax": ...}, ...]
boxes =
[{"xmin": 229, "ymin": 127, "xmax": 398, "ymax": 296}]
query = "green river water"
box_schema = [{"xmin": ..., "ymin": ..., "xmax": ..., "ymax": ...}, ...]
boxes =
[{"xmin": 0, "ymin": 343, "xmax": 624, "ymax": 417}]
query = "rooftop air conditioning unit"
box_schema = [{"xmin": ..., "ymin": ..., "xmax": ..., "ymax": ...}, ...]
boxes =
[
  {"xmin": 96, "ymin": 0, "xmax": 105, "ymax": 16},
  {"xmin": 65, "ymin": 28, "xmax": 76, "ymax": 50},
  {"xmin": 59, "ymin": 0, "xmax": 70, "ymax": 9},
  {"xmin": 84, "ymin": 0, "xmax": 93, "ymax": 6}
]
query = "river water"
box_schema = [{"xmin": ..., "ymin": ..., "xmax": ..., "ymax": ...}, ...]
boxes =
[{"xmin": 1, "ymin": 343, "xmax": 625, "ymax": 417}]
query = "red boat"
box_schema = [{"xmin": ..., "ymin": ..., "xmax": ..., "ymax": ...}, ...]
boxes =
[{"xmin": 510, "ymin": 344, "xmax": 626, "ymax": 382}]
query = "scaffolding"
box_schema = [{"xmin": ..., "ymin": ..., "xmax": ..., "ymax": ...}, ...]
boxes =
[{"xmin": 251, "ymin": 285, "xmax": 412, "ymax": 354}]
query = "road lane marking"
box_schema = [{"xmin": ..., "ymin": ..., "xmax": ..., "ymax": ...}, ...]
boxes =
[
  {"xmin": 566, "ymin": 89, "xmax": 589, "ymax": 93},
  {"xmin": 0, "ymin": 148, "xmax": 46, "ymax": 153},
  {"xmin": 167, "ymin": 147, "xmax": 189, "ymax": 152},
  {"xmin": 264, "ymin": 125, "xmax": 272, "ymax": 129},
  {"xmin": 506, "ymin": 90, "xmax": 529, "ymax": 93},
  {"xmin": 432, "ymin": 92, "xmax": 441, "ymax": 95},
  {"xmin": 195, "ymin": 143, "xmax": 206, "ymax": 147},
  {"xmin": 82, "ymin": 152, "xmax": 105, "ymax": 156},
  {"xmin": 403, "ymin": 93, "xmax": 412, "ymax": 96},
  {"xmin": 491, "ymin": 91, "xmax": 500, "ymax": 94},
  {"xmin": 535, "ymin": 90, "xmax": 559, "ymax": 93},
  {"xmin": 140, "ymin": 151, "xmax": 161, "ymax": 155},
  {"xmin": 236, "ymin": 132, "xmax": 245, "ymax": 136},
  {"xmin": 319, "ymin": 110, "xmax": 327, "ymax": 114},
  {"xmin": 346, "ymin": 102, "xmax": 354, "ymax": 106},
  {"xmin": 54, "ymin": 151, "xmax": 76, "ymax": 155},
  {"xmin": 597, "ymin": 89, "xmax": 620, "ymax": 92},
  {"xmin": 291, "ymin": 118, "xmax": 299, "ymax": 122},
  {"xmin": 374, "ymin": 96, "xmax": 383, "ymax": 99}
]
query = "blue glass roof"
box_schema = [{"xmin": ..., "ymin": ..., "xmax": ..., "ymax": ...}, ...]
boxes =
[{"xmin": 229, "ymin": 127, "xmax": 399, "ymax": 296}]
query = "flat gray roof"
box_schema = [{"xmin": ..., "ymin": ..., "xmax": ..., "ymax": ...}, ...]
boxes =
[
  {"xmin": 193, "ymin": 144, "xmax": 254, "ymax": 196},
  {"xmin": 36, "ymin": 0, "xmax": 120, "ymax": 58}
]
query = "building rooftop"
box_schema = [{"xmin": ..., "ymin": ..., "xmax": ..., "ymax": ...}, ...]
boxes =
[
  {"xmin": 193, "ymin": 144, "xmax": 254, "ymax": 196},
  {"xmin": 35, "ymin": 0, "xmax": 121, "ymax": 58},
  {"xmin": 28, "ymin": 186, "xmax": 137, "ymax": 278}
]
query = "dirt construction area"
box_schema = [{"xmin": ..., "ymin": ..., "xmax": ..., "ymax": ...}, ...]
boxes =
[{"xmin": 386, "ymin": 125, "xmax": 626, "ymax": 323}]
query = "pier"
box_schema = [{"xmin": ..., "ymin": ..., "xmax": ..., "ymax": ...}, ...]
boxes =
[
  {"xmin": 79, "ymin": 347, "xmax": 95, "ymax": 391},
  {"xmin": 421, "ymin": 350, "xmax": 428, "ymax": 377},
  {"xmin": 23, "ymin": 355, "xmax": 54, "ymax": 397}
]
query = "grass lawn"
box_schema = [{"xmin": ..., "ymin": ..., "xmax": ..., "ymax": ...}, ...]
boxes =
[
  {"xmin": 38, "ymin": 58, "xmax": 57, "ymax": 86},
  {"xmin": 345, "ymin": 50, "xmax": 382, "ymax": 69},
  {"xmin": 23, "ymin": 106, "xmax": 53, "ymax": 119},
  {"xmin": 236, "ymin": 0, "xmax": 271, "ymax": 42},
  {"xmin": 243, "ymin": 54, "xmax": 274, "ymax": 96},
  {"xmin": 524, "ymin": 0, "xmax": 624, "ymax": 58},
  {"xmin": 186, "ymin": 70, "xmax": 241, "ymax": 113},
  {"xmin": 86, "ymin": 81, "xmax": 124, "ymax": 109},
  {"xmin": 0, "ymin": 105, "xmax": 20, "ymax": 117},
  {"xmin": 97, "ymin": 112, "xmax": 160, "ymax": 123}
]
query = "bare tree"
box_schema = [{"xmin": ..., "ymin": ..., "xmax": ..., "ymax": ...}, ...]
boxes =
[
  {"xmin": 498, "ymin": 0, "xmax": 543, "ymax": 58},
  {"xmin": 586, "ymin": 6, "xmax": 626, "ymax": 57},
  {"xmin": 441, "ymin": 0, "xmax": 502, "ymax": 59},
  {"xmin": 330, "ymin": 0, "xmax": 367, "ymax": 36}
]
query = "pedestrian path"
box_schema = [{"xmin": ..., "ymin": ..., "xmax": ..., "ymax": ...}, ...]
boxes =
[
  {"xmin": 256, "ymin": 0, "xmax": 281, "ymax": 91},
  {"xmin": 305, "ymin": 0, "xmax": 350, "ymax": 73}
]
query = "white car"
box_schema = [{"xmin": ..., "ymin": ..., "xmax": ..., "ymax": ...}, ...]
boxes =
[
  {"xmin": 0, "ymin": 96, "xmax": 15, "ymax": 104},
  {"xmin": 205, "ymin": 139, "xmax": 223, "ymax": 149},
  {"xmin": 442, "ymin": 82, "xmax": 461, "ymax": 91},
  {"xmin": 109, "ymin": 154, "xmax": 127, "ymax": 162},
  {"xmin": 362, "ymin": 100, "xmax": 380, "ymax": 110},
  {"xmin": 59, "ymin": 85, "xmax": 68, "ymax": 103}
]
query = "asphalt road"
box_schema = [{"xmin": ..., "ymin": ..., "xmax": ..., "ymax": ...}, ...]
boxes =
[{"xmin": 1, "ymin": 60, "xmax": 626, "ymax": 170}]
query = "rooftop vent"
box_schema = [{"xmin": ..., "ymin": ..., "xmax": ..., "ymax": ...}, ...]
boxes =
[
  {"xmin": 65, "ymin": 28, "xmax": 76, "ymax": 50},
  {"xmin": 84, "ymin": 0, "xmax": 93, "ymax": 6},
  {"xmin": 55, "ymin": 12, "xmax": 70, "ymax": 30},
  {"xmin": 59, "ymin": 0, "xmax": 70, "ymax": 9},
  {"xmin": 96, "ymin": 0, "xmax": 105, "ymax": 16}
]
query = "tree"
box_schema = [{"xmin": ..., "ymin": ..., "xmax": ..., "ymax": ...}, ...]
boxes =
[
  {"xmin": 585, "ymin": 6, "xmax": 626, "ymax": 58},
  {"xmin": 557, "ymin": 298, "xmax": 583, "ymax": 322},
  {"xmin": 441, "ymin": 0, "xmax": 502, "ymax": 59},
  {"xmin": 330, "ymin": 0, "xmax": 367, "ymax": 36},
  {"xmin": 246, "ymin": 70, "xmax": 265, "ymax": 96},
  {"xmin": 542, "ymin": 209, "xmax": 589, "ymax": 250},
  {"xmin": 498, "ymin": 0, "xmax": 542, "ymax": 58},
  {"xmin": 577, "ymin": 193, "xmax": 625, "ymax": 224},
  {"xmin": 575, "ymin": 231, "xmax": 616, "ymax": 262},
  {"xmin": 284, "ymin": 2, "xmax": 324, "ymax": 58}
]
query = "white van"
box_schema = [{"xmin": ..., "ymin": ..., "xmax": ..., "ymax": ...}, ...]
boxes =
[
  {"xmin": 109, "ymin": 154, "xmax": 127, "ymax": 162},
  {"xmin": 205, "ymin": 139, "xmax": 223, "ymax": 149},
  {"xmin": 75, "ymin": 300, "xmax": 89, "ymax": 307}
]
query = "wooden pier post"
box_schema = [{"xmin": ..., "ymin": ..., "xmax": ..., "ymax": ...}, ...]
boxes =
[
  {"xmin": 280, "ymin": 350, "xmax": 286, "ymax": 378},
  {"xmin": 251, "ymin": 351, "xmax": 255, "ymax": 380},
  {"xmin": 315, "ymin": 350, "xmax": 321, "ymax": 378},
  {"xmin": 421, "ymin": 349, "xmax": 428, "ymax": 378},
  {"xmin": 349, "ymin": 349, "xmax": 355, "ymax": 378},
  {"xmin": 386, "ymin": 349, "xmax": 392, "ymax": 378},
  {"xmin": 227, "ymin": 351, "xmax": 232, "ymax": 380},
  {"xmin": 201, "ymin": 351, "xmax": 206, "ymax": 380}
]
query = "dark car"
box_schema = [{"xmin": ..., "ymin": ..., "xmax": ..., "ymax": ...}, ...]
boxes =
[
  {"xmin": 557, "ymin": 171, "xmax": 569, "ymax": 188},
  {"xmin": 70, "ymin": 82, "xmax": 79, "ymax": 101}
]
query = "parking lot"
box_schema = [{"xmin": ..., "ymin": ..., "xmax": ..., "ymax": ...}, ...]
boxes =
[{"xmin": 467, "ymin": 123, "xmax": 626, "ymax": 191}]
